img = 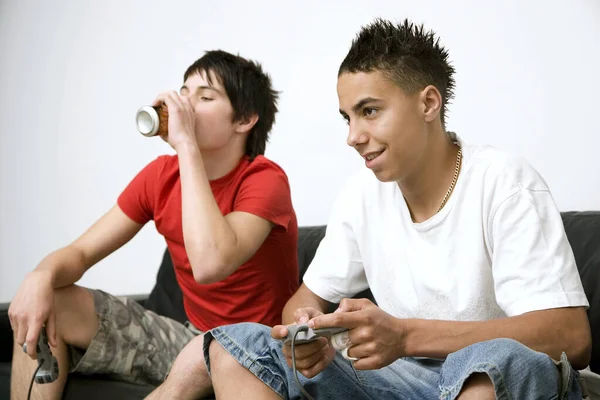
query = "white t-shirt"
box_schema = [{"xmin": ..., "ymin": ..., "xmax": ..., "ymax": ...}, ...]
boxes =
[{"xmin": 303, "ymin": 134, "xmax": 589, "ymax": 321}]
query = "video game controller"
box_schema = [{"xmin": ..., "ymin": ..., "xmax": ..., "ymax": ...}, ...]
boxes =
[
  {"xmin": 22, "ymin": 326, "xmax": 59, "ymax": 384},
  {"xmin": 283, "ymin": 325, "xmax": 348, "ymax": 345}
]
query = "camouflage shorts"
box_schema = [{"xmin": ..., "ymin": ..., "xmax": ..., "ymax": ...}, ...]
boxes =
[{"xmin": 69, "ymin": 289, "xmax": 199, "ymax": 386}]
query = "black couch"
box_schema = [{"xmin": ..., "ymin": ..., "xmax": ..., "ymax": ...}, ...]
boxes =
[{"xmin": 1, "ymin": 211, "xmax": 599, "ymax": 399}]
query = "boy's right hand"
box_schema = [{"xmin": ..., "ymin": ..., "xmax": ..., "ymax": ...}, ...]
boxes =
[
  {"xmin": 8, "ymin": 270, "xmax": 57, "ymax": 359},
  {"xmin": 270, "ymin": 307, "xmax": 336, "ymax": 378}
]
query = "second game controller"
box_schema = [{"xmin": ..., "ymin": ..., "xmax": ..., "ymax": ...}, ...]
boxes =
[{"xmin": 22, "ymin": 326, "xmax": 59, "ymax": 384}]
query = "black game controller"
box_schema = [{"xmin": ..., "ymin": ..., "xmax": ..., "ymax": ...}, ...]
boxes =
[
  {"xmin": 283, "ymin": 325, "xmax": 348, "ymax": 345},
  {"xmin": 23, "ymin": 326, "xmax": 59, "ymax": 384}
]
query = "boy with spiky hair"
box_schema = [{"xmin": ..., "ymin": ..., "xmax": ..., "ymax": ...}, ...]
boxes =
[
  {"xmin": 193, "ymin": 19, "xmax": 590, "ymax": 399},
  {"xmin": 9, "ymin": 50, "xmax": 299, "ymax": 399}
]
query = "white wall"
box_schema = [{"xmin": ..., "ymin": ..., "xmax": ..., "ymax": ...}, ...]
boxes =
[{"xmin": 1, "ymin": 0, "xmax": 599, "ymax": 303}]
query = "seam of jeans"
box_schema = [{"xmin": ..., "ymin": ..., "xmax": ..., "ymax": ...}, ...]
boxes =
[
  {"xmin": 333, "ymin": 362, "xmax": 407, "ymax": 400},
  {"xmin": 347, "ymin": 361, "xmax": 366, "ymax": 385}
]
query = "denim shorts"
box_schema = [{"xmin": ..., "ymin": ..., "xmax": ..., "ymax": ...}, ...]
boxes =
[
  {"xmin": 69, "ymin": 289, "xmax": 199, "ymax": 385},
  {"xmin": 203, "ymin": 322, "xmax": 584, "ymax": 400}
]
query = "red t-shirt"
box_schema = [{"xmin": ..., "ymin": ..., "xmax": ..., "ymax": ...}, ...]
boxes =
[{"xmin": 117, "ymin": 154, "xmax": 299, "ymax": 331}]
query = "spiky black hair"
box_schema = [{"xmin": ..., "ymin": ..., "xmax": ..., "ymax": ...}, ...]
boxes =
[{"xmin": 339, "ymin": 18, "xmax": 456, "ymax": 127}]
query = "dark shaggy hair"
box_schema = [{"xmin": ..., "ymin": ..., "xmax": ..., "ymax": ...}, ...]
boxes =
[
  {"xmin": 339, "ymin": 18, "xmax": 456, "ymax": 128},
  {"xmin": 184, "ymin": 50, "xmax": 279, "ymax": 159}
]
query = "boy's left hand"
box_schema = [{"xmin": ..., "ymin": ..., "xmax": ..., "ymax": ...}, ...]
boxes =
[{"xmin": 308, "ymin": 298, "xmax": 407, "ymax": 370}]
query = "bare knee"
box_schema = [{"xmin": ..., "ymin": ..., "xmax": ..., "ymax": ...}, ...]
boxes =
[
  {"xmin": 53, "ymin": 285, "xmax": 98, "ymax": 347},
  {"xmin": 208, "ymin": 339, "xmax": 239, "ymax": 372},
  {"xmin": 179, "ymin": 334, "xmax": 207, "ymax": 373},
  {"xmin": 456, "ymin": 373, "xmax": 495, "ymax": 400},
  {"xmin": 153, "ymin": 334, "xmax": 213, "ymax": 399}
]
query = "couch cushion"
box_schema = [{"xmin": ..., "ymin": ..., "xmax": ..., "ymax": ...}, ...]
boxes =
[
  {"xmin": 144, "ymin": 250, "xmax": 187, "ymax": 324},
  {"xmin": 0, "ymin": 303, "xmax": 12, "ymax": 363},
  {"xmin": 0, "ymin": 362, "xmax": 10, "ymax": 400},
  {"xmin": 298, "ymin": 226, "xmax": 327, "ymax": 280},
  {"xmin": 561, "ymin": 211, "xmax": 600, "ymax": 372}
]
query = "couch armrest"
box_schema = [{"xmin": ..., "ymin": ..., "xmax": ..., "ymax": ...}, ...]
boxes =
[
  {"xmin": 0, "ymin": 302, "xmax": 13, "ymax": 363},
  {"xmin": 127, "ymin": 294, "xmax": 149, "ymax": 309}
]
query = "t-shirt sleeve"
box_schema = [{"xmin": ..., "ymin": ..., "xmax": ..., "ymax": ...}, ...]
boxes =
[
  {"xmin": 302, "ymin": 178, "xmax": 369, "ymax": 304},
  {"xmin": 117, "ymin": 156, "xmax": 165, "ymax": 224},
  {"xmin": 490, "ymin": 187, "xmax": 589, "ymax": 317},
  {"xmin": 233, "ymin": 161, "xmax": 294, "ymax": 231}
]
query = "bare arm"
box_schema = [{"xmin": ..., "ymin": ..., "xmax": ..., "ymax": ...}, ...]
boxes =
[
  {"xmin": 37, "ymin": 204, "xmax": 144, "ymax": 288},
  {"xmin": 177, "ymin": 143, "xmax": 274, "ymax": 284},
  {"xmin": 282, "ymin": 283, "xmax": 333, "ymax": 325},
  {"xmin": 9, "ymin": 204, "xmax": 143, "ymax": 349},
  {"xmin": 311, "ymin": 299, "xmax": 592, "ymax": 371},
  {"xmin": 404, "ymin": 306, "xmax": 591, "ymax": 369}
]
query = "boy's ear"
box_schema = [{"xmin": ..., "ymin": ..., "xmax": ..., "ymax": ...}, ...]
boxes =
[
  {"xmin": 235, "ymin": 113, "xmax": 259, "ymax": 134},
  {"xmin": 420, "ymin": 85, "xmax": 442, "ymax": 123}
]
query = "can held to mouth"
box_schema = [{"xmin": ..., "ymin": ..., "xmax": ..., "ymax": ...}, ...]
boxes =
[{"xmin": 135, "ymin": 104, "xmax": 169, "ymax": 137}]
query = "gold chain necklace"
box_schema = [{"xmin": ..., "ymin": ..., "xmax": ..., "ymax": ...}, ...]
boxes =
[{"xmin": 438, "ymin": 144, "xmax": 462, "ymax": 212}]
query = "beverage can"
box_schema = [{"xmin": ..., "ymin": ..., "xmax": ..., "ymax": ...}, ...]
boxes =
[{"xmin": 135, "ymin": 104, "xmax": 168, "ymax": 137}]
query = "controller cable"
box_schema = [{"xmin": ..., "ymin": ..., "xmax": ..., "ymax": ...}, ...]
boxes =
[
  {"xmin": 291, "ymin": 325, "xmax": 316, "ymax": 400},
  {"xmin": 27, "ymin": 363, "xmax": 42, "ymax": 400}
]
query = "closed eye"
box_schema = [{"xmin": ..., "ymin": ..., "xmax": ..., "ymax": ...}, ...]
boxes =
[{"xmin": 200, "ymin": 97, "xmax": 213, "ymax": 101}]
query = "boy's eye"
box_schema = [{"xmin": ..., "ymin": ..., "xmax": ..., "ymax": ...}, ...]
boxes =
[
  {"xmin": 200, "ymin": 97, "xmax": 213, "ymax": 101},
  {"xmin": 364, "ymin": 107, "xmax": 377, "ymax": 116}
]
